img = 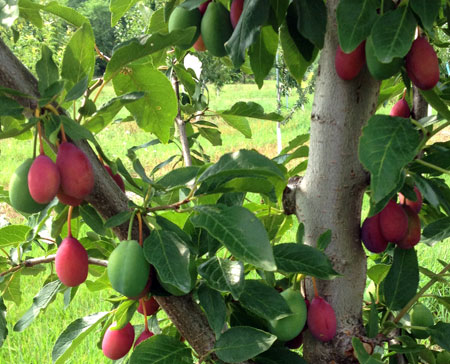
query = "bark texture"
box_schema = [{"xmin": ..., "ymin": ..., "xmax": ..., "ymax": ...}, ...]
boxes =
[
  {"xmin": 295, "ymin": 2, "xmax": 380, "ymax": 362},
  {"xmin": 0, "ymin": 37, "xmax": 221, "ymax": 361}
]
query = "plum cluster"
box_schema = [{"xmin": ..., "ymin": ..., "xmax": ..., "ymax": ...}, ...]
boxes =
[
  {"xmin": 168, "ymin": 0, "xmax": 243, "ymax": 56},
  {"xmin": 335, "ymin": 36, "xmax": 439, "ymax": 91},
  {"xmin": 361, "ymin": 186, "xmax": 422, "ymax": 253}
]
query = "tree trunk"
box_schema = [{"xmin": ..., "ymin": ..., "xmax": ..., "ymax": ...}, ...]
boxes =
[{"xmin": 295, "ymin": 1, "xmax": 380, "ymax": 362}]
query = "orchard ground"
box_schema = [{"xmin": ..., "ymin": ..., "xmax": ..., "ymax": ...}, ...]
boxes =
[{"xmin": 0, "ymin": 80, "xmax": 449, "ymax": 363}]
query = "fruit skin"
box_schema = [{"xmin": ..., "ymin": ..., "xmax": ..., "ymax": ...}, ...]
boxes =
[
  {"xmin": 198, "ymin": 0, "xmax": 211, "ymax": 15},
  {"xmin": 396, "ymin": 206, "xmax": 421, "ymax": 249},
  {"xmin": 102, "ymin": 322, "xmax": 135, "ymax": 360},
  {"xmin": 137, "ymin": 296, "xmax": 160, "ymax": 316},
  {"xmin": 335, "ymin": 42, "xmax": 366, "ymax": 81},
  {"xmin": 193, "ymin": 35, "xmax": 206, "ymax": 52},
  {"xmin": 410, "ymin": 303, "xmax": 434, "ymax": 339},
  {"xmin": 390, "ymin": 99, "xmax": 410, "ymax": 118},
  {"xmin": 361, "ymin": 214, "xmax": 389, "ymax": 253},
  {"xmin": 201, "ymin": 2, "xmax": 233, "ymax": 57},
  {"xmin": 108, "ymin": 240, "xmax": 150, "ymax": 298},
  {"xmin": 230, "ymin": 0, "xmax": 244, "ymax": 28},
  {"xmin": 168, "ymin": 6, "xmax": 201, "ymax": 49},
  {"xmin": 285, "ymin": 331, "xmax": 303, "ymax": 349},
  {"xmin": 57, "ymin": 190, "xmax": 83, "ymax": 206},
  {"xmin": 9, "ymin": 159, "xmax": 48, "ymax": 214},
  {"xmin": 55, "ymin": 236, "xmax": 89, "ymax": 287},
  {"xmin": 365, "ymin": 36, "xmax": 402, "ymax": 80},
  {"xmin": 134, "ymin": 329, "xmax": 154, "ymax": 348},
  {"xmin": 28, "ymin": 155, "xmax": 60, "ymax": 204},
  {"xmin": 56, "ymin": 142, "xmax": 94, "ymax": 200},
  {"xmin": 104, "ymin": 165, "xmax": 125, "ymax": 192},
  {"xmin": 267, "ymin": 288, "xmax": 307, "ymax": 342},
  {"xmin": 379, "ymin": 200, "xmax": 408, "ymax": 242},
  {"xmin": 406, "ymin": 37, "xmax": 440, "ymax": 90},
  {"xmin": 307, "ymin": 296, "xmax": 337, "ymax": 342},
  {"xmin": 399, "ymin": 186, "xmax": 422, "ymax": 213}
]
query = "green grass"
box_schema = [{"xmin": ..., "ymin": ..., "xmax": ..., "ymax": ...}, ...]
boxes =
[{"xmin": 0, "ymin": 80, "xmax": 449, "ymax": 362}]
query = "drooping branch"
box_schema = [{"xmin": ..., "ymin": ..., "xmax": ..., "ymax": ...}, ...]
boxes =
[{"xmin": 0, "ymin": 38, "xmax": 223, "ymax": 361}]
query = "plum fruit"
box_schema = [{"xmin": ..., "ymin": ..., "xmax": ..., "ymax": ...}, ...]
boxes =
[
  {"xmin": 267, "ymin": 288, "xmax": 307, "ymax": 341},
  {"xmin": 335, "ymin": 42, "xmax": 366, "ymax": 81},
  {"xmin": 102, "ymin": 322, "xmax": 135, "ymax": 360},
  {"xmin": 390, "ymin": 98, "xmax": 410, "ymax": 118},
  {"xmin": 396, "ymin": 206, "xmax": 421, "ymax": 249},
  {"xmin": 379, "ymin": 200, "xmax": 408, "ymax": 242},
  {"xmin": 28, "ymin": 155, "xmax": 60, "ymax": 204},
  {"xmin": 137, "ymin": 296, "xmax": 160, "ymax": 316},
  {"xmin": 168, "ymin": 7, "xmax": 201, "ymax": 50},
  {"xmin": 361, "ymin": 214, "xmax": 389, "ymax": 253},
  {"xmin": 104, "ymin": 165, "xmax": 125, "ymax": 192},
  {"xmin": 399, "ymin": 186, "xmax": 422, "ymax": 213},
  {"xmin": 134, "ymin": 329, "xmax": 154, "ymax": 348},
  {"xmin": 410, "ymin": 303, "xmax": 434, "ymax": 339},
  {"xmin": 230, "ymin": 0, "xmax": 244, "ymax": 28},
  {"xmin": 307, "ymin": 296, "xmax": 337, "ymax": 342},
  {"xmin": 406, "ymin": 37, "xmax": 440, "ymax": 90},
  {"xmin": 201, "ymin": 2, "xmax": 233, "ymax": 57},
  {"xmin": 55, "ymin": 236, "xmax": 89, "ymax": 287},
  {"xmin": 56, "ymin": 142, "xmax": 94, "ymax": 200}
]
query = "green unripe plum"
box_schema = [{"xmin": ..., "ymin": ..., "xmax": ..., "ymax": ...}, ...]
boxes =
[
  {"xmin": 436, "ymin": 351, "xmax": 450, "ymax": 364},
  {"xmin": 267, "ymin": 288, "xmax": 307, "ymax": 341},
  {"xmin": 168, "ymin": 6, "xmax": 201, "ymax": 50},
  {"xmin": 411, "ymin": 303, "xmax": 434, "ymax": 339},
  {"xmin": 108, "ymin": 240, "xmax": 150, "ymax": 298},
  {"xmin": 102, "ymin": 322, "xmax": 135, "ymax": 360},
  {"xmin": 201, "ymin": 2, "xmax": 233, "ymax": 57},
  {"xmin": 365, "ymin": 36, "xmax": 402, "ymax": 80},
  {"xmin": 9, "ymin": 159, "xmax": 47, "ymax": 214}
]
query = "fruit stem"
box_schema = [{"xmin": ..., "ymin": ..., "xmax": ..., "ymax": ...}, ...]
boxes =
[
  {"xmin": 414, "ymin": 159, "xmax": 450, "ymax": 175},
  {"xmin": 67, "ymin": 206, "xmax": 73, "ymax": 237},
  {"xmin": 140, "ymin": 297, "xmax": 149, "ymax": 332},
  {"xmin": 393, "ymin": 262, "xmax": 450, "ymax": 325},
  {"xmin": 312, "ymin": 277, "xmax": 319, "ymax": 298},
  {"xmin": 93, "ymin": 79, "xmax": 107, "ymax": 104},
  {"xmin": 127, "ymin": 210, "xmax": 137, "ymax": 241},
  {"xmin": 137, "ymin": 212, "xmax": 143, "ymax": 247},
  {"xmin": 402, "ymin": 89, "xmax": 407, "ymax": 99},
  {"xmin": 37, "ymin": 122, "xmax": 44, "ymax": 155}
]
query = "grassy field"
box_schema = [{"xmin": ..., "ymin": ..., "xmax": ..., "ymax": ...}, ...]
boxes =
[{"xmin": 0, "ymin": 80, "xmax": 449, "ymax": 363}]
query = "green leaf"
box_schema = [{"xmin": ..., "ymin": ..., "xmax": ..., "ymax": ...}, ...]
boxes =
[
  {"xmin": 367, "ymin": 264, "xmax": 390, "ymax": 284},
  {"xmin": 422, "ymin": 217, "xmax": 450, "ymax": 245},
  {"xmin": 420, "ymin": 89, "xmax": 450, "ymax": 121},
  {"xmin": 41, "ymin": 2, "xmax": 89, "ymax": 27},
  {"xmin": 0, "ymin": 297, "xmax": 7, "ymax": 347},
  {"xmin": 104, "ymin": 30, "xmax": 196, "ymax": 81},
  {"xmin": 64, "ymin": 76, "xmax": 88, "ymax": 103},
  {"xmin": 129, "ymin": 335, "xmax": 193, "ymax": 363},
  {"xmin": 410, "ymin": 0, "xmax": 440, "ymax": 33},
  {"xmin": 384, "ymin": 247, "xmax": 419, "ymax": 310},
  {"xmin": 197, "ymin": 283, "xmax": 227, "ymax": 337},
  {"xmin": 0, "ymin": 96, "xmax": 23, "ymax": 118},
  {"xmin": 79, "ymin": 205, "xmax": 105, "ymax": 236},
  {"xmin": 428, "ymin": 322, "xmax": 450, "ymax": 351},
  {"xmin": 84, "ymin": 92, "xmax": 144, "ymax": 133},
  {"xmin": 179, "ymin": 0, "xmax": 205, "ymax": 10},
  {"xmin": 371, "ymin": 6, "xmax": 416, "ymax": 63},
  {"xmin": 112, "ymin": 64, "xmax": 177, "ymax": 144},
  {"xmin": 14, "ymin": 280, "xmax": 61, "ymax": 332},
  {"xmin": 143, "ymin": 230, "xmax": 192, "ymax": 294},
  {"xmin": 256, "ymin": 347, "xmax": 307, "ymax": 363},
  {"xmin": 1, "ymin": 272, "xmax": 21, "ymax": 306},
  {"xmin": 18, "ymin": 0, "xmax": 42, "ymax": 28},
  {"xmin": 273, "ymin": 243, "xmax": 339, "ymax": 280},
  {"xmin": 294, "ymin": 0, "xmax": 327, "ymax": 49},
  {"xmin": 36, "ymin": 45, "xmax": 59, "ymax": 94},
  {"xmin": 198, "ymin": 256, "xmax": 245, "ymax": 299},
  {"xmin": 279, "ymin": 21, "xmax": 313, "ymax": 84},
  {"xmin": 352, "ymin": 337, "xmax": 384, "ymax": 363},
  {"xmin": 0, "ymin": 225, "xmax": 31, "ymax": 248},
  {"xmin": 337, "ymin": 0, "xmax": 378, "ymax": 53},
  {"xmin": 239, "ymin": 280, "xmax": 291, "ymax": 321},
  {"xmin": 104, "ymin": 211, "xmax": 133, "ymax": 229},
  {"xmin": 198, "ymin": 126, "xmax": 222, "ymax": 146},
  {"xmin": 225, "ymin": 0, "xmax": 271, "ymax": 68},
  {"xmin": 220, "ymin": 101, "xmax": 283, "ymax": 121},
  {"xmin": 366, "ymin": 295, "xmax": 379, "ymax": 338},
  {"xmin": 268, "ymin": 0, "xmax": 289, "ymax": 28},
  {"xmin": 249, "ymin": 26, "xmax": 278, "ymax": 89},
  {"xmin": 215, "ymin": 326, "xmax": 276, "ymax": 363},
  {"xmin": 61, "ymin": 116, "xmax": 95, "ymax": 142},
  {"xmin": 317, "ymin": 229, "xmax": 332, "ymax": 251},
  {"xmin": 220, "ymin": 114, "xmax": 252, "ymax": 138},
  {"xmin": 358, "ymin": 115, "xmax": 421, "ymax": 203},
  {"xmin": 192, "ymin": 205, "xmax": 276, "ymax": 271},
  {"xmin": 158, "ymin": 166, "xmax": 202, "ymax": 190},
  {"xmin": 0, "ymin": 0, "xmax": 19, "ymax": 27},
  {"xmin": 110, "ymin": 0, "xmax": 138, "ymax": 26},
  {"xmin": 280, "ymin": 134, "xmax": 309, "ymax": 155},
  {"xmin": 61, "ymin": 22, "xmax": 95, "ymax": 88},
  {"xmin": 113, "ymin": 299, "xmax": 138, "ymax": 330},
  {"xmin": 174, "ymin": 64, "xmax": 196, "ymax": 97},
  {"xmin": 52, "ymin": 312, "xmax": 109, "ymax": 364}
]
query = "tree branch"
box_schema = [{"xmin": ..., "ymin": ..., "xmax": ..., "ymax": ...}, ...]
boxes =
[{"xmin": 0, "ymin": 38, "xmax": 223, "ymax": 362}]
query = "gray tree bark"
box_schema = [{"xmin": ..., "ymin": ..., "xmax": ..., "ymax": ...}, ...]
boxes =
[{"xmin": 294, "ymin": 1, "xmax": 380, "ymax": 362}]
